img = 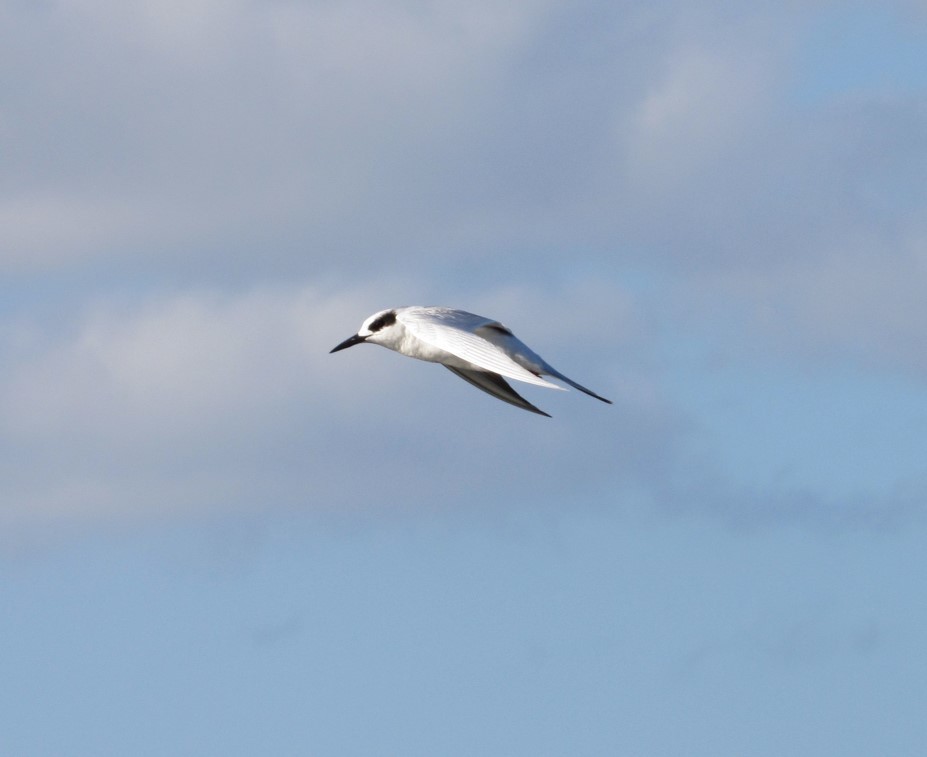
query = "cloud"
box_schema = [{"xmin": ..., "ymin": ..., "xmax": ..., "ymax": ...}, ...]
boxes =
[
  {"xmin": 0, "ymin": 2, "xmax": 795, "ymax": 273},
  {"xmin": 0, "ymin": 194, "xmax": 148, "ymax": 271},
  {"xmin": 1, "ymin": 1, "xmax": 925, "ymax": 541},
  {"xmin": 683, "ymin": 231, "xmax": 927, "ymax": 377},
  {"xmin": 0, "ymin": 272, "xmax": 919, "ymax": 541},
  {"xmin": 0, "ymin": 282, "xmax": 373, "ymax": 525},
  {"xmin": 0, "ymin": 0, "xmax": 556, "ymax": 271},
  {"xmin": 626, "ymin": 39, "xmax": 777, "ymax": 191},
  {"xmin": 666, "ymin": 86, "xmax": 927, "ymax": 379},
  {"xmin": 4, "ymin": 270, "xmax": 907, "ymax": 539},
  {"xmin": 0, "ymin": 277, "xmax": 670, "ymax": 530},
  {"xmin": 4, "ymin": 0, "xmax": 919, "ymax": 284}
]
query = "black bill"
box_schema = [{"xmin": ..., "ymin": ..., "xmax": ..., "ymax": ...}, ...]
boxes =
[{"xmin": 329, "ymin": 334, "xmax": 367, "ymax": 353}]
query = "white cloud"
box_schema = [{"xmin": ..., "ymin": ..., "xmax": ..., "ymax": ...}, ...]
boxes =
[
  {"xmin": 0, "ymin": 277, "xmax": 665, "ymax": 530},
  {"xmin": 7, "ymin": 0, "xmax": 917, "ymax": 285},
  {"xmin": 1, "ymin": 1, "xmax": 925, "ymax": 538},
  {"xmin": 1, "ymin": 284, "xmax": 365, "ymax": 444},
  {"xmin": 0, "ymin": 283, "xmax": 382, "ymax": 526},
  {"xmin": 0, "ymin": 0, "xmax": 556, "ymax": 270}
]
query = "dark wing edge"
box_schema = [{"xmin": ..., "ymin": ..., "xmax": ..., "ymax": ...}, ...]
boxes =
[
  {"xmin": 545, "ymin": 367, "xmax": 613, "ymax": 404},
  {"xmin": 443, "ymin": 365, "xmax": 551, "ymax": 417}
]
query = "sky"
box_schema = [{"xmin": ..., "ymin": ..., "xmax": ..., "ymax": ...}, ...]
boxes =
[{"xmin": 1, "ymin": 0, "xmax": 926, "ymax": 754}]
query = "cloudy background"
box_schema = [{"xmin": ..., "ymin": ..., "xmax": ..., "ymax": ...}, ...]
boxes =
[{"xmin": 2, "ymin": 1, "xmax": 926, "ymax": 754}]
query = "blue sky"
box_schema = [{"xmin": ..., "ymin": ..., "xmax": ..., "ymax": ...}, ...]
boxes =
[{"xmin": 1, "ymin": 1, "xmax": 926, "ymax": 754}]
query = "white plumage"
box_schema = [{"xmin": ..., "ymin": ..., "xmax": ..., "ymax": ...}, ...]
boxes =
[{"xmin": 330, "ymin": 306, "xmax": 612, "ymax": 417}]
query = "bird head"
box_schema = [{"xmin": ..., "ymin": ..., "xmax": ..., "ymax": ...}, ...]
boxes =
[{"xmin": 330, "ymin": 308, "xmax": 398, "ymax": 353}]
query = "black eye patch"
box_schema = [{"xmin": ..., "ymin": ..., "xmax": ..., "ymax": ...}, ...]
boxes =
[{"xmin": 368, "ymin": 310, "xmax": 397, "ymax": 332}]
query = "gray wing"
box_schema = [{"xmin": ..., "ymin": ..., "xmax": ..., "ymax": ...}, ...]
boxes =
[
  {"xmin": 443, "ymin": 366, "xmax": 551, "ymax": 417},
  {"xmin": 405, "ymin": 307, "xmax": 611, "ymax": 405},
  {"xmin": 399, "ymin": 308, "xmax": 563, "ymax": 390}
]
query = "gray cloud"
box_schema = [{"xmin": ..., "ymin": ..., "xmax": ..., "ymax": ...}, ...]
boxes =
[
  {"xmin": 0, "ymin": 1, "xmax": 924, "ymax": 537},
  {"xmin": 0, "ymin": 2, "xmax": 815, "ymax": 273},
  {"xmin": 0, "ymin": 277, "xmax": 673, "ymax": 530},
  {"xmin": 5, "ymin": 2, "xmax": 919, "ymax": 281}
]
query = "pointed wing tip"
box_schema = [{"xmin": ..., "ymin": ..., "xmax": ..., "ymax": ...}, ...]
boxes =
[
  {"xmin": 559, "ymin": 377, "xmax": 612, "ymax": 404},
  {"xmin": 443, "ymin": 365, "xmax": 552, "ymax": 417},
  {"xmin": 525, "ymin": 405, "xmax": 552, "ymax": 418}
]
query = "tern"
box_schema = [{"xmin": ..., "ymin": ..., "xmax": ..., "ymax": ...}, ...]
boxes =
[{"xmin": 330, "ymin": 306, "xmax": 612, "ymax": 417}]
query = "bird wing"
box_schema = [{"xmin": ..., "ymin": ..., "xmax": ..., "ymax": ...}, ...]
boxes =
[
  {"xmin": 542, "ymin": 366, "xmax": 613, "ymax": 404},
  {"xmin": 443, "ymin": 366, "xmax": 551, "ymax": 417},
  {"xmin": 399, "ymin": 308, "xmax": 563, "ymax": 390}
]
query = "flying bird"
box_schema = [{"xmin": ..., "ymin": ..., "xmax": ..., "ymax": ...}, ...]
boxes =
[{"xmin": 330, "ymin": 306, "xmax": 612, "ymax": 417}]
